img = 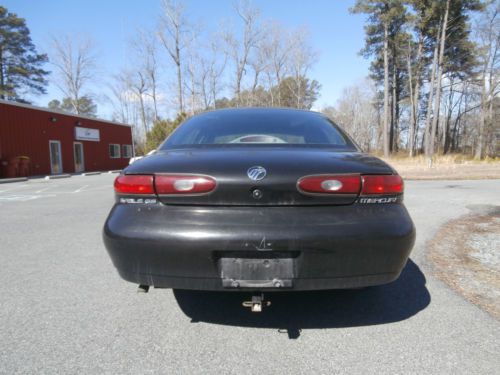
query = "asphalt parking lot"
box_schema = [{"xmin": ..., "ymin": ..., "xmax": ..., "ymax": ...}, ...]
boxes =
[{"xmin": 1, "ymin": 175, "xmax": 499, "ymax": 374}]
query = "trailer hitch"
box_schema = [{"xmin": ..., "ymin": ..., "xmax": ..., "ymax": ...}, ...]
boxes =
[{"xmin": 242, "ymin": 293, "xmax": 271, "ymax": 312}]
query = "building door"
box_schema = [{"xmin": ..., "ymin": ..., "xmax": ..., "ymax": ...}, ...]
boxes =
[
  {"xmin": 73, "ymin": 142, "xmax": 85, "ymax": 172},
  {"xmin": 49, "ymin": 140, "xmax": 63, "ymax": 174}
]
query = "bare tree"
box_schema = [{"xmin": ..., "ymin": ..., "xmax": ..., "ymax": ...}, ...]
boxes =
[
  {"xmin": 428, "ymin": 0, "xmax": 451, "ymax": 158},
  {"xmin": 50, "ymin": 35, "xmax": 97, "ymax": 114},
  {"xmin": 224, "ymin": 0, "xmax": 262, "ymax": 105},
  {"xmin": 323, "ymin": 79, "xmax": 379, "ymax": 151},
  {"xmin": 475, "ymin": 2, "xmax": 499, "ymax": 158},
  {"xmin": 108, "ymin": 73, "xmax": 145, "ymax": 152},
  {"xmin": 423, "ymin": 25, "xmax": 441, "ymax": 156},
  {"xmin": 185, "ymin": 52, "xmax": 199, "ymax": 115},
  {"xmin": 131, "ymin": 30, "xmax": 161, "ymax": 122},
  {"xmin": 113, "ymin": 70, "xmax": 151, "ymax": 137},
  {"xmin": 183, "ymin": 28, "xmax": 216, "ymax": 113},
  {"xmin": 406, "ymin": 17, "xmax": 425, "ymax": 157},
  {"xmin": 260, "ymin": 21, "xmax": 293, "ymax": 107},
  {"xmin": 196, "ymin": 56, "xmax": 211, "ymax": 110},
  {"xmin": 206, "ymin": 39, "xmax": 227, "ymax": 109},
  {"xmin": 285, "ymin": 28, "xmax": 318, "ymax": 109},
  {"xmin": 247, "ymin": 38, "xmax": 269, "ymax": 106},
  {"xmin": 406, "ymin": 40, "xmax": 416, "ymax": 156},
  {"xmin": 158, "ymin": 0, "xmax": 189, "ymax": 114},
  {"xmin": 131, "ymin": 71, "xmax": 150, "ymax": 135},
  {"xmin": 108, "ymin": 75, "xmax": 135, "ymax": 125},
  {"xmin": 382, "ymin": 20, "xmax": 390, "ymax": 157}
]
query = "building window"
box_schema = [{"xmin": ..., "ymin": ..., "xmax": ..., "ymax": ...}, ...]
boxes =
[
  {"xmin": 122, "ymin": 144, "xmax": 133, "ymax": 158},
  {"xmin": 109, "ymin": 144, "xmax": 120, "ymax": 158}
]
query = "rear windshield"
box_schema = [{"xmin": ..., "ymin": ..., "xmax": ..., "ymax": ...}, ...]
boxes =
[{"xmin": 161, "ymin": 110, "xmax": 357, "ymax": 150}]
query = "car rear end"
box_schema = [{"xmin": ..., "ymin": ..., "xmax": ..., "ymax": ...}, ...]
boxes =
[{"xmin": 103, "ymin": 149, "xmax": 415, "ymax": 291}]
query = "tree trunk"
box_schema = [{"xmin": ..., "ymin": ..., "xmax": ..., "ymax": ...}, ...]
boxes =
[
  {"xmin": 442, "ymin": 78, "xmax": 455, "ymax": 154},
  {"xmin": 424, "ymin": 26, "xmax": 441, "ymax": 157},
  {"xmin": 475, "ymin": 86, "xmax": 487, "ymax": 159},
  {"xmin": 175, "ymin": 27, "xmax": 183, "ymax": 114},
  {"xmin": 429, "ymin": 0, "xmax": 450, "ymax": 157},
  {"xmin": 275, "ymin": 71, "xmax": 282, "ymax": 107},
  {"xmin": 475, "ymin": 25, "xmax": 496, "ymax": 159},
  {"xmin": 74, "ymin": 92, "xmax": 80, "ymax": 115},
  {"xmin": 212, "ymin": 84, "xmax": 217, "ymax": 109},
  {"xmin": 151, "ymin": 74, "xmax": 159, "ymax": 122},
  {"xmin": 176, "ymin": 60, "xmax": 183, "ymax": 114},
  {"xmin": 383, "ymin": 22, "xmax": 390, "ymax": 158},
  {"xmin": 251, "ymin": 70, "xmax": 260, "ymax": 105},
  {"xmin": 190, "ymin": 68, "xmax": 195, "ymax": 115},
  {"xmin": 267, "ymin": 73, "xmax": 275, "ymax": 107},
  {"xmin": 407, "ymin": 41, "xmax": 415, "ymax": 156},
  {"xmin": 447, "ymin": 85, "xmax": 464, "ymax": 154},
  {"xmin": 139, "ymin": 94, "xmax": 148, "ymax": 136},
  {"xmin": 391, "ymin": 64, "xmax": 397, "ymax": 153},
  {"xmin": 235, "ymin": 67, "xmax": 242, "ymax": 106},
  {"xmin": 410, "ymin": 36, "xmax": 423, "ymax": 156},
  {"xmin": 0, "ymin": 47, "xmax": 5, "ymax": 100}
]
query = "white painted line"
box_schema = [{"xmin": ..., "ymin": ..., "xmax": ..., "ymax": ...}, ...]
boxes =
[
  {"xmin": 81, "ymin": 185, "xmax": 112, "ymax": 192},
  {"xmin": 35, "ymin": 186, "xmax": 56, "ymax": 193},
  {"xmin": 0, "ymin": 194, "xmax": 57, "ymax": 202},
  {"xmin": 72, "ymin": 185, "xmax": 89, "ymax": 193}
]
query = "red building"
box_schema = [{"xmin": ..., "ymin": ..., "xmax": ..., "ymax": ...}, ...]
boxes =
[{"xmin": 0, "ymin": 99, "xmax": 133, "ymax": 178}]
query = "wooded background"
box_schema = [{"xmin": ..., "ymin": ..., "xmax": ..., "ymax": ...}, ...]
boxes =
[{"xmin": 0, "ymin": 1, "xmax": 498, "ymax": 158}]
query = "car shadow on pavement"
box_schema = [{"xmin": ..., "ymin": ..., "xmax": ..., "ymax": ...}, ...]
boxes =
[{"xmin": 173, "ymin": 259, "xmax": 430, "ymax": 339}]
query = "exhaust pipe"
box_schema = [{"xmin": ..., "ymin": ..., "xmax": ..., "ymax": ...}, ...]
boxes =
[{"xmin": 137, "ymin": 284, "xmax": 150, "ymax": 293}]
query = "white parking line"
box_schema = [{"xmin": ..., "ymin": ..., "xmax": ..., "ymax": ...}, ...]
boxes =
[
  {"xmin": 80, "ymin": 185, "xmax": 112, "ymax": 192},
  {"xmin": 0, "ymin": 194, "xmax": 57, "ymax": 202},
  {"xmin": 35, "ymin": 186, "xmax": 57, "ymax": 193},
  {"xmin": 72, "ymin": 185, "xmax": 89, "ymax": 193},
  {"xmin": 0, "ymin": 178, "xmax": 113, "ymax": 203}
]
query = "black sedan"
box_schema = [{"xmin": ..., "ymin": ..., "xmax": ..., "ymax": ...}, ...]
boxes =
[{"xmin": 103, "ymin": 108, "xmax": 415, "ymax": 309}]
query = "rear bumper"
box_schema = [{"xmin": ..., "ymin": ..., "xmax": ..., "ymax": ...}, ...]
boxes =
[{"xmin": 103, "ymin": 203, "xmax": 415, "ymax": 291}]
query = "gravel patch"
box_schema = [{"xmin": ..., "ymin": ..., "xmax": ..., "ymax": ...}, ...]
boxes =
[{"xmin": 427, "ymin": 208, "xmax": 500, "ymax": 319}]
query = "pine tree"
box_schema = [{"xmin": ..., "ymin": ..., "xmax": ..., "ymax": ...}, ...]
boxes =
[
  {"xmin": 422, "ymin": 0, "xmax": 482, "ymax": 157},
  {"xmin": 353, "ymin": 0, "xmax": 482, "ymax": 157},
  {"xmin": 48, "ymin": 96, "xmax": 97, "ymax": 117},
  {"xmin": 0, "ymin": 6, "xmax": 49, "ymax": 102},
  {"xmin": 145, "ymin": 113, "xmax": 186, "ymax": 152},
  {"xmin": 351, "ymin": 0, "xmax": 409, "ymax": 156}
]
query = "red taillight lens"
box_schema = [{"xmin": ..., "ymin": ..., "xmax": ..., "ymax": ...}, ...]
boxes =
[
  {"xmin": 114, "ymin": 175, "xmax": 154, "ymax": 194},
  {"xmin": 155, "ymin": 174, "xmax": 216, "ymax": 195},
  {"xmin": 297, "ymin": 175, "xmax": 361, "ymax": 194},
  {"xmin": 361, "ymin": 175, "xmax": 403, "ymax": 195}
]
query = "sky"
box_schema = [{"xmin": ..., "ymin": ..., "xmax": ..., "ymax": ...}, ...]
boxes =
[{"xmin": 3, "ymin": 0, "xmax": 371, "ymax": 119}]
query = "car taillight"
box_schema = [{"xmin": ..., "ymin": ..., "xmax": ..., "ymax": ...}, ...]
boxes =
[
  {"xmin": 297, "ymin": 175, "xmax": 361, "ymax": 194},
  {"xmin": 155, "ymin": 174, "xmax": 216, "ymax": 195},
  {"xmin": 114, "ymin": 175, "xmax": 154, "ymax": 194},
  {"xmin": 361, "ymin": 175, "xmax": 403, "ymax": 195}
]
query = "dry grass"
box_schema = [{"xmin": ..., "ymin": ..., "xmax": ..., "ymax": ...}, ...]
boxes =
[
  {"xmin": 377, "ymin": 154, "xmax": 500, "ymax": 180},
  {"xmin": 382, "ymin": 153, "xmax": 499, "ymax": 165}
]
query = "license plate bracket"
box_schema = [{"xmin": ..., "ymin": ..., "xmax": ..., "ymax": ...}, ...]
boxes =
[{"xmin": 219, "ymin": 257, "xmax": 295, "ymax": 288}]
